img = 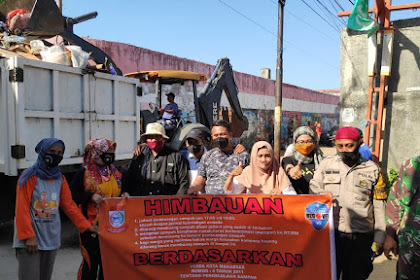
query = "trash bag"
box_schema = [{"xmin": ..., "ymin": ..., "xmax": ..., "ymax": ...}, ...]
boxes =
[
  {"xmin": 40, "ymin": 45, "xmax": 71, "ymax": 66},
  {"xmin": 65, "ymin": 45, "xmax": 90, "ymax": 68},
  {"xmin": 29, "ymin": 40, "xmax": 46, "ymax": 52}
]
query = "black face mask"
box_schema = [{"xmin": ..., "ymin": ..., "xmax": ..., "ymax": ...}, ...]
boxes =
[
  {"xmin": 214, "ymin": 137, "xmax": 229, "ymax": 149},
  {"xmin": 100, "ymin": 153, "xmax": 115, "ymax": 165},
  {"xmin": 338, "ymin": 150, "xmax": 359, "ymax": 162},
  {"xmin": 187, "ymin": 145, "xmax": 202, "ymax": 154},
  {"xmin": 43, "ymin": 153, "xmax": 63, "ymax": 168}
]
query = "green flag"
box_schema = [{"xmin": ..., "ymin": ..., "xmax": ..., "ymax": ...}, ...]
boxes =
[{"xmin": 347, "ymin": 0, "xmax": 379, "ymax": 37}]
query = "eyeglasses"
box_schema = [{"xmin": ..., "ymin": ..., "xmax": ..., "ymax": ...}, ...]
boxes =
[{"xmin": 296, "ymin": 140, "xmax": 314, "ymax": 145}]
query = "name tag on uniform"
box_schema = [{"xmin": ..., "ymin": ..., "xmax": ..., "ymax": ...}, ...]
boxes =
[
  {"xmin": 325, "ymin": 170, "xmax": 340, "ymax": 175},
  {"xmin": 358, "ymin": 173, "xmax": 374, "ymax": 180}
]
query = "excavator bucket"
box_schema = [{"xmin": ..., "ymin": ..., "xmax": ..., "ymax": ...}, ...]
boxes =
[{"xmin": 0, "ymin": 0, "xmax": 63, "ymax": 39}]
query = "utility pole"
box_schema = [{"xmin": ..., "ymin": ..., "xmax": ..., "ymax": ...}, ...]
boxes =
[{"xmin": 274, "ymin": 0, "xmax": 286, "ymax": 161}]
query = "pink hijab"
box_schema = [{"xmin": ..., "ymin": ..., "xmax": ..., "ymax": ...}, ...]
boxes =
[{"xmin": 235, "ymin": 141, "xmax": 291, "ymax": 194}]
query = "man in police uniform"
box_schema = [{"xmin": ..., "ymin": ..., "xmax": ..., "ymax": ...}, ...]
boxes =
[{"xmin": 310, "ymin": 126, "xmax": 386, "ymax": 280}]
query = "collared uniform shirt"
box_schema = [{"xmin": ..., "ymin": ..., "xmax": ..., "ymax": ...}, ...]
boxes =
[
  {"xmin": 198, "ymin": 148, "xmax": 250, "ymax": 194},
  {"xmin": 309, "ymin": 155, "xmax": 386, "ymax": 243}
]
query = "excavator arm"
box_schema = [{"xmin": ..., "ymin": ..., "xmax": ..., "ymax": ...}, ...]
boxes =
[{"xmin": 197, "ymin": 57, "xmax": 248, "ymax": 137}]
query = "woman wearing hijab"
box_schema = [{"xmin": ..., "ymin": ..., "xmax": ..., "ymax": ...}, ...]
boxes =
[
  {"xmin": 224, "ymin": 141, "xmax": 296, "ymax": 194},
  {"xmin": 70, "ymin": 139, "xmax": 122, "ymax": 280},
  {"xmin": 13, "ymin": 138, "xmax": 97, "ymax": 280},
  {"xmin": 281, "ymin": 126, "xmax": 325, "ymax": 194}
]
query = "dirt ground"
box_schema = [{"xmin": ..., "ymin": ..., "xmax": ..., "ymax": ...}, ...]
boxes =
[{"xmin": 0, "ymin": 146, "xmax": 397, "ymax": 279}]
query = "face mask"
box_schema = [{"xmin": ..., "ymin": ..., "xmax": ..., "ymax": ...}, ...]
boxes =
[
  {"xmin": 213, "ymin": 137, "xmax": 229, "ymax": 149},
  {"xmin": 43, "ymin": 153, "xmax": 63, "ymax": 168},
  {"xmin": 338, "ymin": 150, "xmax": 359, "ymax": 162},
  {"xmin": 100, "ymin": 153, "xmax": 115, "ymax": 165},
  {"xmin": 294, "ymin": 143, "xmax": 315, "ymax": 155},
  {"xmin": 147, "ymin": 141, "xmax": 164, "ymax": 152},
  {"xmin": 187, "ymin": 145, "xmax": 202, "ymax": 154}
]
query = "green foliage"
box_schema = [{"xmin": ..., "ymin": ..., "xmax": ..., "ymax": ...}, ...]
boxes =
[{"xmin": 384, "ymin": 167, "xmax": 399, "ymax": 195}]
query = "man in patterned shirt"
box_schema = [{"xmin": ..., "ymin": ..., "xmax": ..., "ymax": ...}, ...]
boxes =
[
  {"xmin": 188, "ymin": 120, "xmax": 250, "ymax": 195},
  {"xmin": 384, "ymin": 156, "xmax": 420, "ymax": 280}
]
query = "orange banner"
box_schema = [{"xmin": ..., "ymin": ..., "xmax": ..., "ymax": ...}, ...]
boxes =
[{"xmin": 99, "ymin": 195, "xmax": 335, "ymax": 280}]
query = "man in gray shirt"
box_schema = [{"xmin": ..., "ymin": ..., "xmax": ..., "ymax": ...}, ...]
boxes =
[{"xmin": 188, "ymin": 120, "xmax": 250, "ymax": 195}]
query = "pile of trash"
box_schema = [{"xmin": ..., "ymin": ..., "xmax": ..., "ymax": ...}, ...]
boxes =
[
  {"xmin": 0, "ymin": 0, "xmax": 119, "ymax": 75},
  {"xmin": 0, "ymin": 8, "xmax": 89, "ymax": 68}
]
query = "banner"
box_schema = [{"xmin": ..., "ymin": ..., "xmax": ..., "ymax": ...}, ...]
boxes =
[
  {"xmin": 347, "ymin": 0, "xmax": 379, "ymax": 37},
  {"xmin": 99, "ymin": 195, "xmax": 335, "ymax": 280}
]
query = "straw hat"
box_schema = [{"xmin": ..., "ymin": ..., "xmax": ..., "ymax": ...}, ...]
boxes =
[{"xmin": 141, "ymin": 123, "xmax": 169, "ymax": 139}]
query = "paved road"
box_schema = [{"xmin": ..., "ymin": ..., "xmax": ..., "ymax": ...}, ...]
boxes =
[{"xmin": 0, "ymin": 146, "xmax": 396, "ymax": 279}]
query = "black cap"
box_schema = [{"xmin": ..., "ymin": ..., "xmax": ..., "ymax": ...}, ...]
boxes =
[
  {"xmin": 186, "ymin": 129, "xmax": 204, "ymax": 141},
  {"xmin": 166, "ymin": 92, "xmax": 175, "ymax": 98}
]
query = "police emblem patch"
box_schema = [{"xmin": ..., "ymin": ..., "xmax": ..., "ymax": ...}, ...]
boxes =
[
  {"xmin": 305, "ymin": 202, "xmax": 330, "ymax": 230},
  {"xmin": 359, "ymin": 180, "xmax": 368, "ymax": 186}
]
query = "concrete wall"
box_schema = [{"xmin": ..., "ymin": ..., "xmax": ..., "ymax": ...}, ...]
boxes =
[{"xmin": 340, "ymin": 17, "xmax": 420, "ymax": 170}]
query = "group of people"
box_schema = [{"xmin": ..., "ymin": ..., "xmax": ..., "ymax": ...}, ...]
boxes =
[{"xmin": 13, "ymin": 119, "xmax": 419, "ymax": 280}]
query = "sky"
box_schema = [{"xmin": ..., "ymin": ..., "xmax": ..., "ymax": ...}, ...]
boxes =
[{"xmin": 60, "ymin": 0, "xmax": 419, "ymax": 91}]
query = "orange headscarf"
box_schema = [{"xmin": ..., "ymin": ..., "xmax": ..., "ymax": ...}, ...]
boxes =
[{"xmin": 235, "ymin": 141, "xmax": 291, "ymax": 194}]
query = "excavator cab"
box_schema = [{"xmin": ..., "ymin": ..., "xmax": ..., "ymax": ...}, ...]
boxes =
[
  {"xmin": 125, "ymin": 70, "xmax": 211, "ymax": 150},
  {"xmin": 126, "ymin": 58, "xmax": 249, "ymax": 150}
]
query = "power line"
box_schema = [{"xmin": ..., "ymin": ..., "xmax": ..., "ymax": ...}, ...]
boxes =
[
  {"xmin": 314, "ymin": 0, "xmax": 344, "ymax": 29},
  {"xmin": 286, "ymin": 10, "xmax": 336, "ymax": 41},
  {"xmin": 324, "ymin": 0, "xmax": 347, "ymax": 26},
  {"xmin": 217, "ymin": 0, "xmax": 339, "ymax": 70},
  {"xmin": 316, "ymin": 0, "xmax": 346, "ymax": 26},
  {"xmin": 331, "ymin": 0, "xmax": 345, "ymax": 11},
  {"xmin": 299, "ymin": 0, "xmax": 341, "ymax": 32},
  {"xmin": 267, "ymin": 0, "xmax": 336, "ymax": 41},
  {"xmin": 217, "ymin": 0, "xmax": 277, "ymax": 37}
]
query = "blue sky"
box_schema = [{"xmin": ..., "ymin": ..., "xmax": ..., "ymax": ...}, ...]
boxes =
[{"xmin": 61, "ymin": 0, "xmax": 418, "ymax": 91}]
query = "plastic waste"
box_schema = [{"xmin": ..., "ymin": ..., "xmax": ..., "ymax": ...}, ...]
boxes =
[
  {"xmin": 30, "ymin": 40, "xmax": 46, "ymax": 53},
  {"xmin": 65, "ymin": 45, "xmax": 90, "ymax": 68},
  {"xmin": 3, "ymin": 33, "xmax": 26, "ymax": 42},
  {"xmin": 40, "ymin": 45, "xmax": 71, "ymax": 66}
]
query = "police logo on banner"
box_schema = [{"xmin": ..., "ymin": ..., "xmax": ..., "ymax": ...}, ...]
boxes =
[
  {"xmin": 106, "ymin": 210, "xmax": 128, "ymax": 233},
  {"xmin": 305, "ymin": 202, "xmax": 329, "ymax": 230}
]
